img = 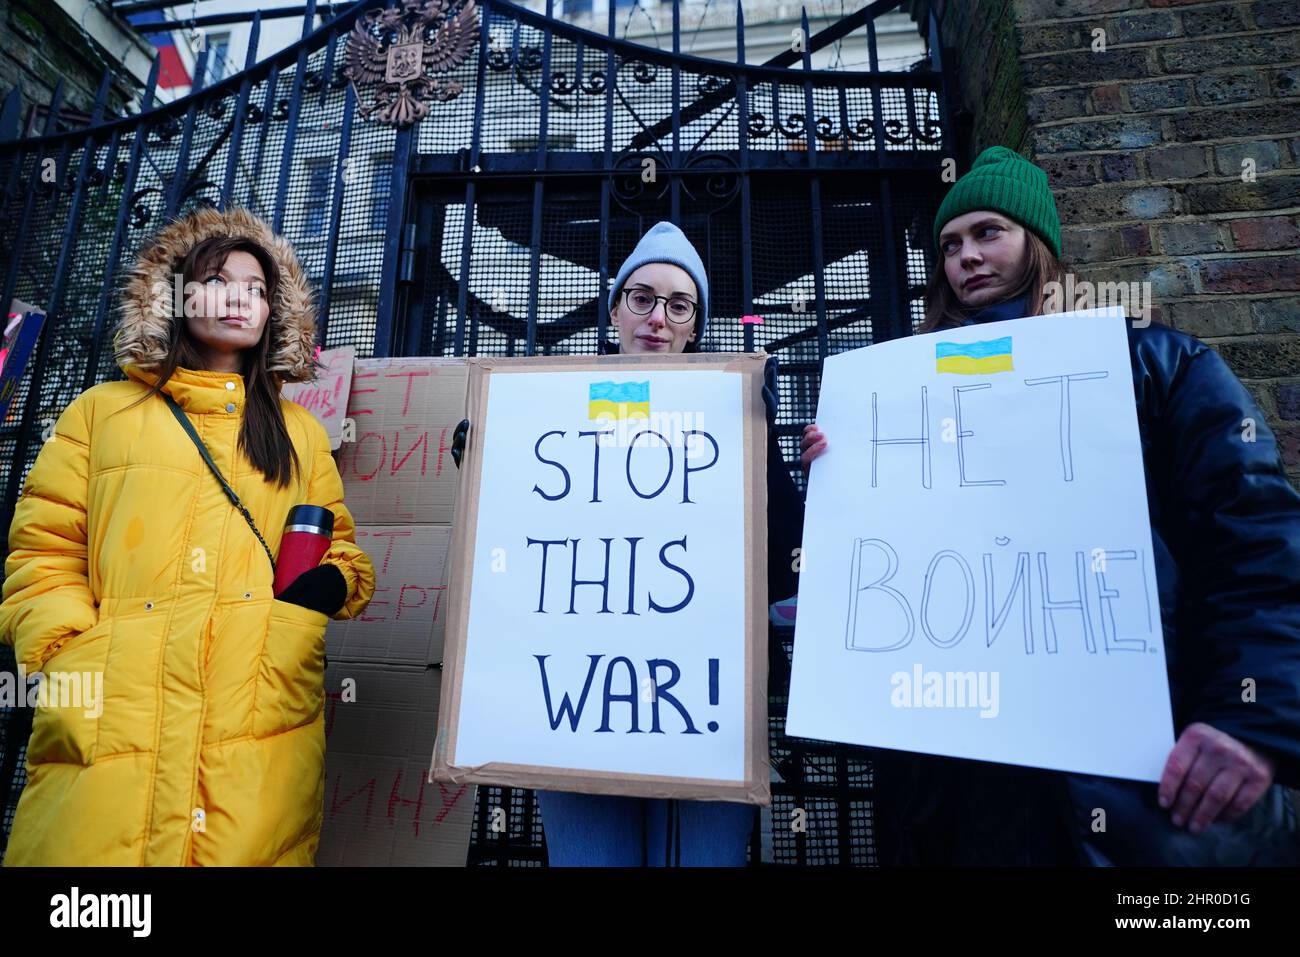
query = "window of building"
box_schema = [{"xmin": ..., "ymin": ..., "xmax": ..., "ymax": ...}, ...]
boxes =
[
  {"xmin": 207, "ymin": 33, "xmax": 232, "ymax": 84},
  {"xmin": 304, "ymin": 157, "xmax": 332, "ymax": 236},
  {"xmin": 371, "ymin": 154, "xmax": 394, "ymax": 231}
]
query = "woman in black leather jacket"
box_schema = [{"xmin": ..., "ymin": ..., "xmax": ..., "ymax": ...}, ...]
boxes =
[{"xmin": 802, "ymin": 147, "xmax": 1300, "ymax": 865}]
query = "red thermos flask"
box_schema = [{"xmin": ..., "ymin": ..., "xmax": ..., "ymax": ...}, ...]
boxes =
[{"xmin": 272, "ymin": 504, "xmax": 334, "ymax": 597}]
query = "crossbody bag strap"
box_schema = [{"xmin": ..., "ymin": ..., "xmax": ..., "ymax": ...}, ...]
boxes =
[{"xmin": 161, "ymin": 392, "xmax": 276, "ymax": 573}]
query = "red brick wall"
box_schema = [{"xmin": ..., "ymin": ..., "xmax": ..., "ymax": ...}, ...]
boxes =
[{"xmin": 935, "ymin": 0, "xmax": 1300, "ymax": 484}]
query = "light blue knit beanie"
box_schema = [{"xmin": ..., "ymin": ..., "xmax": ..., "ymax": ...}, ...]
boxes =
[{"xmin": 608, "ymin": 222, "xmax": 710, "ymax": 343}]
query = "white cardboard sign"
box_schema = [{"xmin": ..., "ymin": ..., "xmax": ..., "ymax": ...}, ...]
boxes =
[
  {"xmin": 433, "ymin": 355, "xmax": 769, "ymax": 804},
  {"xmin": 787, "ymin": 308, "xmax": 1175, "ymax": 781},
  {"xmin": 283, "ymin": 345, "xmax": 355, "ymax": 449}
]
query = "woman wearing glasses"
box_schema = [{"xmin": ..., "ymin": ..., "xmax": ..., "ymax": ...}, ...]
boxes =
[
  {"xmin": 546, "ymin": 222, "xmax": 804, "ymax": 866},
  {"xmin": 455, "ymin": 222, "xmax": 804, "ymax": 865}
]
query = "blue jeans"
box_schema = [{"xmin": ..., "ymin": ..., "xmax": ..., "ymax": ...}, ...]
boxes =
[{"xmin": 536, "ymin": 790, "xmax": 756, "ymax": 867}]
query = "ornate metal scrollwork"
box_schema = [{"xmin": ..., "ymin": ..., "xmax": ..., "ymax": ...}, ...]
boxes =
[
  {"xmin": 775, "ymin": 112, "xmax": 806, "ymax": 138},
  {"xmin": 180, "ymin": 179, "xmax": 222, "ymax": 208},
  {"xmin": 846, "ymin": 117, "xmax": 874, "ymax": 143},
  {"xmin": 681, "ymin": 151, "xmax": 740, "ymax": 205},
  {"xmin": 148, "ymin": 116, "xmax": 182, "ymax": 145},
  {"xmin": 127, "ymin": 187, "xmax": 166, "ymax": 230},
  {"xmin": 814, "ymin": 115, "xmax": 840, "ymax": 141},
  {"xmin": 550, "ymin": 63, "xmax": 608, "ymax": 96},
  {"xmin": 611, "ymin": 150, "xmax": 665, "ymax": 205},
  {"xmin": 882, "ymin": 117, "xmax": 909, "ymax": 144},
  {"xmin": 517, "ymin": 45, "xmax": 543, "ymax": 71},
  {"xmin": 609, "ymin": 151, "xmax": 740, "ymax": 215},
  {"xmin": 695, "ymin": 74, "xmax": 726, "ymax": 97},
  {"xmin": 916, "ymin": 113, "xmax": 943, "ymax": 144},
  {"xmin": 344, "ymin": 0, "xmax": 480, "ymax": 129},
  {"xmin": 550, "ymin": 71, "xmax": 576, "ymax": 95},
  {"xmin": 486, "ymin": 43, "xmax": 512, "ymax": 72},
  {"xmin": 629, "ymin": 60, "xmax": 658, "ymax": 84}
]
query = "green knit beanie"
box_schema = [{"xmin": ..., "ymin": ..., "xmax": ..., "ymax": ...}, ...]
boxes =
[{"xmin": 933, "ymin": 146, "xmax": 1062, "ymax": 257}]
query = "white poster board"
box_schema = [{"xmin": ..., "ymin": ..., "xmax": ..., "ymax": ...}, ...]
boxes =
[
  {"xmin": 787, "ymin": 308, "xmax": 1174, "ymax": 782},
  {"xmin": 433, "ymin": 354, "xmax": 770, "ymax": 804}
]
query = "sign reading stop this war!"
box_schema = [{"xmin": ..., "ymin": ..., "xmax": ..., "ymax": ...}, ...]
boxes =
[{"xmin": 431, "ymin": 353, "xmax": 770, "ymax": 805}]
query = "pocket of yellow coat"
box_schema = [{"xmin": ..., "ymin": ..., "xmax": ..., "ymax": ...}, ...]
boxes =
[
  {"xmin": 27, "ymin": 617, "xmax": 114, "ymax": 766},
  {"xmin": 254, "ymin": 598, "xmax": 330, "ymax": 737}
]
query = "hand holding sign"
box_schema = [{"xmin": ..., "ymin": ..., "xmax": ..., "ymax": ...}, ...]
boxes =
[{"xmin": 1159, "ymin": 722, "xmax": 1277, "ymax": 833}]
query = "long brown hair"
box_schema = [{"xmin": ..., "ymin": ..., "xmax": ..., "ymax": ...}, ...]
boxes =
[
  {"xmin": 118, "ymin": 236, "xmax": 303, "ymax": 488},
  {"xmin": 916, "ymin": 230, "xmax": 1072, "ymax": 334}
]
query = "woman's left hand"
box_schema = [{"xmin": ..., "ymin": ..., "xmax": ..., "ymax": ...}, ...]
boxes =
[
  {"xmin": 1158, "ymin": 722, "xmax": 1276, "ymax": 833},
  {"xmin": 276, "ymin": 563, "xmax": 348, "ymax": 617},
  {"xmin": 800, "ymin": 423, "xmax": 828, "ymax": 473},
  {"xmin": 451, "ymin": 419, "xmax": 470, "ymax": 469}
]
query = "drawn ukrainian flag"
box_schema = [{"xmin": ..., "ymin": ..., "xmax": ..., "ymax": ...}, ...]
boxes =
[
  {"xmin": 935, "ymin": 336, "xmax": 1014, "ymax": 375},
  {"xmin": 588, "ymin": 380, "xmax": 650, "ymax": 419}
]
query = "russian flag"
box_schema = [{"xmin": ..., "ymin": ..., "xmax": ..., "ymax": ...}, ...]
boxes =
[{"xmin": 127, "ymin": 11, "xmax": 193, "ymax": 90}]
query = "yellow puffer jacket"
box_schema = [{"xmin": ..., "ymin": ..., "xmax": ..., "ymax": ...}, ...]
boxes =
[{"xmin": 0, "ymin": 207, "xmax": 375, "ymax": 865}]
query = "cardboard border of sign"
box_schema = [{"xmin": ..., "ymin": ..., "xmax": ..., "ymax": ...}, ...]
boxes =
[{"xmin": 429, "ymin": 352, "xmax": 771, "ymax": 806}]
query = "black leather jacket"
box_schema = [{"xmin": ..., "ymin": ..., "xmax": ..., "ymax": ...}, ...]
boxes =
[{"xmin": 1127, "ymin": 320, "xmax": 1300, "ymax": 786}]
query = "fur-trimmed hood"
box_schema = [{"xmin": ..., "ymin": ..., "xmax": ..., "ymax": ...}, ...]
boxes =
[{"xmin": 113, "ymin": 205, "xmax": 322, "ymax": 383}]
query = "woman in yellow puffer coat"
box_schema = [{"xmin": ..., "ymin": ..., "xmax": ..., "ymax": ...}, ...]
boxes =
[{"xmin": 0, "ymin": 206, "xmax": 376, "ymax": 865}]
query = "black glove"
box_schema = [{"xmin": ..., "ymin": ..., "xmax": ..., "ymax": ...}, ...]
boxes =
[
  {"xmin": 761, "ymin": 355, "xmax": 780, "ymax": 428},
  {"xmin": 451, "ymin": 418, "xmax": 470, "ymax": 470},
  {"xmin": 277, "ymin": 563, "xmax": 348, "ymax": 617}
]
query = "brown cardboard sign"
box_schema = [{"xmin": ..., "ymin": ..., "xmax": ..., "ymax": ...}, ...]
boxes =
[
  {"xmin": 283, "ymin": 345, "xmax": 355, "ymax": 450},
  {"xmin": 326, "ymin": 524, "xmax": 451, "ymax": 666},
  {"xmin": 319, "ymin": 661, "xmax": 474, "ymax": 866},
  {"xmin": 431, "ymin": 353, "xmax": 770, "ymax": 805},
  {"xmin": 317, "ymin": 356, "xmax": 473, "ymax": 865},
  {"xmin": 335, "ymin": 358, "xmax": 469, "ymax": 526}
]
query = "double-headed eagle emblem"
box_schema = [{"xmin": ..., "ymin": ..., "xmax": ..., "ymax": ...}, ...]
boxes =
[{"xmin": 345, "ymin": 0, "xmax": 480, "ymax": 128}]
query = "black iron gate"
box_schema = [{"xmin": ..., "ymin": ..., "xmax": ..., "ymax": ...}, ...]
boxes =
[{"xmin": 0, "ymin": 0, "xmax": 952, "ymax": 865}]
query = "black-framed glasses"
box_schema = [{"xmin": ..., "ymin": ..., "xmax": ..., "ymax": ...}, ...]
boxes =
[{"xmin": 620, "ymin": 287, "xmax": 698, "ymax": 324}]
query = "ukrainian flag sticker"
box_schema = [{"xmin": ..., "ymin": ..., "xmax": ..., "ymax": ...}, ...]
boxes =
[
  {"xmin": 589, "ymin": 380, "xmax": 650, "ymax": 419},
  {"xmin": 935, "ymin": 336, "xmax": 1014, "ymax": 375}
]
